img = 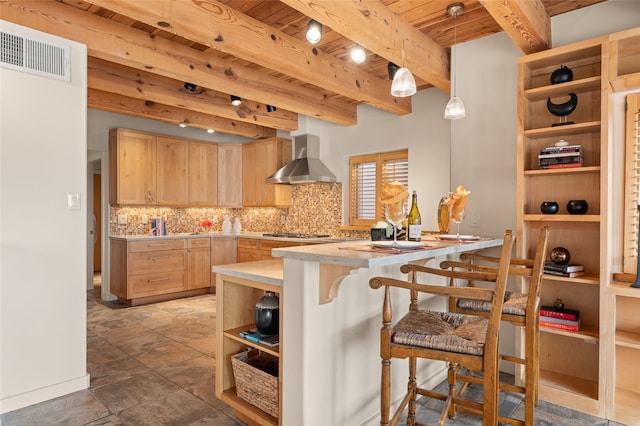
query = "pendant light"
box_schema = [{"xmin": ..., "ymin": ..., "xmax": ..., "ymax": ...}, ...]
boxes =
[
  {"xmin": 391, "ymin": 2, "xmax": 416, "ymax": 97},
  {"xmin": 444, "ymin": 3, "xmax": 465, "ymax": 119}
]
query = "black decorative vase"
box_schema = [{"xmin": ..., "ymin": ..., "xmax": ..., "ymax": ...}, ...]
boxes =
[
  {"xmin": 567, "ymin": 199, "xmax": 589, "ymax": 215},
  {"xmin": 540, "ymin": 201, "xmax": 559, "ymax": 214},
  {"xmin": 255, "ymin": 291, "xmax": 279, "ymax": 336}
]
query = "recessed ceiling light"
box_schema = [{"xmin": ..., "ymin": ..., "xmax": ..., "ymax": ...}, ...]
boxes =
[
  {"xmin": 179, "ymin": 123, "xmax": 187, "ymax": 128},
  {"xmin": 350, "ymin": 44, "xmax": 365, "ymax": 64},
  {"xmin": 230, "ymin": 95, "xmax": 242, "ymax": 106},
  {"xmin": 207, "ymin": 129, "xmax": 215, "ymax": 133},
  {"xmin": 306, "ymin": 19, "xmax": 322, "ymax": 44}
]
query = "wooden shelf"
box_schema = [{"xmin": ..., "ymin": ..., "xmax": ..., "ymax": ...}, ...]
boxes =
[
  {"xmin": 224, "ymin": 324, "xmax": 280, "ymax": 357},
  {"xmin": 524, "ymin": 76, "xmax": 602, "ymax": 101},
  {"xmin": 523, "ymin": 214, "xmax": 600, "ymax": 223},
  {"xmin": 609, "ymin": 280, "xmax": 640, "ymax": 296},
  {"xmin": 523, "ymin": 121, "xmax": 601, "ymax": 139},
  {"xmin": 615, "ymin": 330, "xmax": 640, "ymax": 349},
  {"xmin": 612, "ymin": 388, "xmax": 640, "ymax": 424},
  {"xmin": 524, "ymin": 165, "xmax": 600, "ymax": 176},
  {"xmin": 539, "ymin": 368, "xmax": 599, "ymax": 400},
  {"xmin": 542, "ymin": 273, "xmax": 600, "ymax": 285},
  {"xmin": 540, "ymin": 324, "xmax": 599, "ymax": 342},
  {"xmin": 220, "ymin": 388, "xmax": 277, "ymax": 426}
]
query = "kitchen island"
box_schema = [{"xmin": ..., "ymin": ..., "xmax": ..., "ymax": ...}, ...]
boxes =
[{"xmin": 213, "ymin": 236, "xmax": 503, "ymax": 426}]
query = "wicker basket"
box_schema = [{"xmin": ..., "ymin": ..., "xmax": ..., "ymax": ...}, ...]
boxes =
[{"xmin": 231, "ymin": 349, "xmax": 279, "ymax": 418}]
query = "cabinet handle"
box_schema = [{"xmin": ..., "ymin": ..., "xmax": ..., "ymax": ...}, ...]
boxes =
[
  {"xmin": 147, "ymin": 244, "xmax": 171, "ymax": 248},
  {"xmin": 147, "ymin": 277, "xmax": 170, "ymax": 282},
  {"xmin": 146, "ymin": 256, "xmax": 171, "ymax": 260}
]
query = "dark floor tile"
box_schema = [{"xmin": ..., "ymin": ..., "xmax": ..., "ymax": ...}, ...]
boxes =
[
  {"xmin": 111, "ymin": 388, "xmax": 217, "ymax": 425},
  {"xmin": 91, "ymin": 370, "xmax": 181, "ymax": 415},
  {"xmin": 159, "ymin": 322, "xmax": 216, "ymax": 354},
  {"xmin": 88, "ymin": 354, "xmax": 150, "ymax": 389},
  {"xmin": 1, "ymin": 390, "xmax": 109, "ymax": 426}
]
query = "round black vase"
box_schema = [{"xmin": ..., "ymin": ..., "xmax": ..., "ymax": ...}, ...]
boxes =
[
  {"xmin": 567, "ymin": 199, "xmax": 589, "ymax": 215},
  {"xmin": 540, "ymin": 201, "xmax": 559, "ymax": 214},
  {"xmin": 255, "ymin": 291, "xmax": 279, "ymax": 336}
]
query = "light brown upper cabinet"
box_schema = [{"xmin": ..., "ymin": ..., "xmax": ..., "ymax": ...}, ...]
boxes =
[
  {"xmin": 242, "ymin": 137, "xmax": 292, "ymax": 207},
  {"xmin": 189, "ymin": 141, "xmax": 218, "ymax": 206},
  {"xmin": 157, "ymin": 136, "xmax": 189, "ymax": 206},
  {"xmin": 217, "ymin": 144, "xmax": 242, "ymax": 208},
  {"xmin": 109, "ymin": 128, "xmax": 157, "ymax": 205}
]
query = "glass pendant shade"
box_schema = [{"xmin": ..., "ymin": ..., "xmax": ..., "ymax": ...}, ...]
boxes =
[
  {"xmin": 444, "ymin": 96, "xmax": 465, "ymax": 119},
  {"xmin": 391, "ymin": 67, "xmax": 416, "ymax": 97}
]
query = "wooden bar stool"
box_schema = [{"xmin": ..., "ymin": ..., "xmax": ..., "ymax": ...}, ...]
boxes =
[
  {"xmin": 440, "ymin": 226, "xmax": 550, "ymax": 425},
  {"xmin": 369, "ymin": 229, "xmax": 515, "ymax": 426}
]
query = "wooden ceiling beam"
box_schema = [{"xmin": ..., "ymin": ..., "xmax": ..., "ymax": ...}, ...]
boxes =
[
  {"xmin": 481, "ymin": 0, "xmax": 551, "ymax": 54},
  {"xmin": 88, "ymin": 89, "xmax": 275, "ymax": 138},
  {"xmin": 84, "ymin": 0, "xmax": 412, "ymax": 116},
  {"xmin": 280, "ymin": 0, "xmax": 450, "ymax": 93},
  {"xmin": 88, "ymin": 57, "xmax": 299, "ymax": 131},
  {"xmin": 0, "ymin": 1, "xmax": 357, "ymax": 128}
]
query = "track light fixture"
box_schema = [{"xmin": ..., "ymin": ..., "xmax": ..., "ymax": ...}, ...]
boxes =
[
  {"xmin": 306, "ymin": 19, "xmax": 322, "ymax": 44},
  {"xmin": 387, "ymin": 62, "xmax": 400, "ymax": 80},
  {"xmin": 183, "ymin": 82, "xmax": 197, "ymax": 92},
  {"xmin": 266, "ymin": 105, "xmax": 277, "ymax": 113},
  {"xmin": 350, "ymin": 44, "xmax": 366, "ymax": 64},
  {"xmin": 230, "ymin": 95, "xmax": 242, "ymax": 106},
  {"xmin": 444, "ymin": 2, "xmax": 466, "ymax": 119}
]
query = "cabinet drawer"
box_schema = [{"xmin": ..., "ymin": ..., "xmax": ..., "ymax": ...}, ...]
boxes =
[
  {"xmin": 129, "ymin": 239, "xmax": 186, "ymax": 252},
  {"xmin": 238, "ymin": 239, "xmax": 260, "ymax": 250},
  {"xmin": 129, "ymin": 270, "xmax": 185, "ymax": 298},
  {"xmin": 188, "ymin": 238, "xmax": 211, "ymax": 249},
  {"xmin": 128, "ymin": 250, "xmax": 186, "ymax": 274}
]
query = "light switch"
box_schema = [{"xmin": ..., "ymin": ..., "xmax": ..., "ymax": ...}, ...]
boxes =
[{"xmin": 67, "ymin": 193, "xmax": 81, "ymax": 210}]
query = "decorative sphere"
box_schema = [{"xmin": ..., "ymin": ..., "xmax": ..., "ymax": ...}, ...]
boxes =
[
  {"xmin": 540, "ymin": 201, "xmax": 559, "ymax": 214},
  {"xmin": 550, "ymin": 247, "xmax": 571, "ymax": 265},
  {"xmin": 255, "ymin": 291, "xmax": 279, "ymax": 336},
  {"xmin": 567, "ymin": 199, "xmax": 589, "ymax": 215},
  {"xmin": 550, "ymin": 65, "xmax": 573, "ymax": 85}
]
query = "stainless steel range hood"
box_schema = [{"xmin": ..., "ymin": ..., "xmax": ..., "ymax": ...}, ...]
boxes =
[{"xmin": 267, "ymin": 134, "xmax": 337, "ymax": 184}]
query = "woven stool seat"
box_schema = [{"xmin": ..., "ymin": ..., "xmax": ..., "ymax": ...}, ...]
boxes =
[
  {"xmin": 393, "ymin": 311, "xmax": 487, "ymax": 356},
  {"xmin": 456, "ymin": 290, "xmax": 527, "ymax": 316}
]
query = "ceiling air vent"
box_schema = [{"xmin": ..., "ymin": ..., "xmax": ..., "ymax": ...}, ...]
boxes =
[{"xmin": 1, "ymin": 30, "xmax": 70, "ymax": 81}]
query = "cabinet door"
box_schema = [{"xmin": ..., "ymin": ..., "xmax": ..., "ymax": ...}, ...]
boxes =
[
  {"xmin": 217, "ymin": 144, "xmax": 242, "ymax": 207},
  {"xmin": 109, "ymin": 129, "xmax": 156, "ymax": 205},
  {"xmin": 156, "ymin": 136, "xmax": 188, "ymax": 206},
  {"xmin": 211, "ymin": 237, "xmax": 238, "ymax": 288},
  {"xmin": 187, "ymin": 247, "xmax": 211, "ymax": 290},
  {"xmin": 189, "ymin": 141, "xmax": 218, "ymax": 206},
  {"xmin": 242, "ymin": 143, "xmax": 259, "ymax": 206}
]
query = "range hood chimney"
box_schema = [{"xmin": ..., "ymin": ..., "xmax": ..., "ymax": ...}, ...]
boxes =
[{"xmin": 267, "ymin": 134, "xmax": 337, "ymax": 184}]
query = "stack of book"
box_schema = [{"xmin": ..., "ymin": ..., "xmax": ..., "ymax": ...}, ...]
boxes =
[
  {"xmin": 239, "ymin": 329, "xmax": 279, "ymax": 347},
  {"xmin": 543, "ymin": 261, "xmax": 585, "ymax": 278},
  {"xmin": 539, "ymin": 305, "xmax": 580, "ymax": 332},
  {"xmin": 538, "ymin": 144, "xmax": 583, "ymax": 169}
]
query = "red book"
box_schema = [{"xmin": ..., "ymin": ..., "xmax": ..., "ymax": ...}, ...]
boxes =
[
  {"xmin": 540, "ymin": 306, "xmax": 579, "ymax": 321},
  {"xmin": 539, "ymin": 320, "xmax": 580, "ymax": 332}
]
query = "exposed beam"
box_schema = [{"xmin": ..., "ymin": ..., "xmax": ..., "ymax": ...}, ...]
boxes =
[
  {"xmin": 0, "ymin": 0, "xmax": 356, "ymax": 127},
  {"xmin": 84, "ymin": 0, "xmax": 412, "ymax": 115},
  {"xmin": 280, "ymin": 0, "xmax": 450, "ymax": 93},
  {"xmin": 481, "ymin": 0, "xmax": 551, "ymax": 54},
  {"xmin": 88, "ymin": 89, "xmax": 275, "ymax": 138},
  {"xmin": 88, "ymin": 57, "xmax": 299, "ymax": 131}
]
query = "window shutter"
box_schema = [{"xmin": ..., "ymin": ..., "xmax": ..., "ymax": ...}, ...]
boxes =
[
  {"xmin": 624, "ymin": 93, "xmax": 640, "ymax": 274},
  {"xmin": 351, "ymin": 160, "xmax": 377, "ymax": 220}
]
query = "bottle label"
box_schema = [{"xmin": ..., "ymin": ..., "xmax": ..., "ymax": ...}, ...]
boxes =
[{"xmin": 408, "ymin": 224, "xmax": 421, "ymax": 239}]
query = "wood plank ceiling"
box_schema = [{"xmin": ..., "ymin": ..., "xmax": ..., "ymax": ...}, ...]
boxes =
[{"xmin": 1, "ymin": 0, "xmax": 605, "ymax": 138}]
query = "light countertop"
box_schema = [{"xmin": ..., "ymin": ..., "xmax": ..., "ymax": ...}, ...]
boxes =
[
  {"xmin": 109, "ymin": 231, "xmax": 351, "ymax": 243},
  {"xmin": 212, "ymin": 259, "xmax": 283, "ymax": 286}
]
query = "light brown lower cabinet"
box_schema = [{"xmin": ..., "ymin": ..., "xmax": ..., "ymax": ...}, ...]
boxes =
[
  {"xmin": 110, "ymin": 237, "xmax": 210, "ymax": 305},
  {"xmin": 237, "ymin": 238, "xmax": 303, "ymax": 262},
  {"xmin": 186, "ymin": 238, "xmax": 211, "ymax": 290},
  {"xmin": 211, "ymin": 237, "xmax": 237, "ymax": 291}
]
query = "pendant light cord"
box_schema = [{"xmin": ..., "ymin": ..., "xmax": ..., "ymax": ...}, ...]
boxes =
[{"xmin": 452, "ymin": 11, "xmax": 457, "ymax": 96}]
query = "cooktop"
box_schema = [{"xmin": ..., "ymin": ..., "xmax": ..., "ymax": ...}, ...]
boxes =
[{"xmin": 262, "ymin": 233, "xmax": 330, "ymax": 239}]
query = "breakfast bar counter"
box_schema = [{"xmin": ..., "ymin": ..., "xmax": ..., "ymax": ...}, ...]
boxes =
[{"xmin": 280, "ymin": 236, "xmax": 503, "ymax": 425}]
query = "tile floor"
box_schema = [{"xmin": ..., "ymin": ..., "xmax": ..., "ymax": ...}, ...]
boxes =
[{"xmin": 0, "ymin": 280, "xmax": 629, "ymax": 426}]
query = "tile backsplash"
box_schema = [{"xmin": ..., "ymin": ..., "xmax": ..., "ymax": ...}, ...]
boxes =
[{"xmin": 110, "ymin": 183, "xmax": 347, "ymax": 236}]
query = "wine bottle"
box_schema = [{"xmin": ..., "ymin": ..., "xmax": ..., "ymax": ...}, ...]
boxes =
[{"xmin": 407, "ymin": 190, "xmax": 422, "ymax": 242}]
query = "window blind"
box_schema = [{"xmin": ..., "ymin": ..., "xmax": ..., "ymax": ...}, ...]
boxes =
[
  {"xmin": 349, "ymin": 150, "xmax": 408, "ymax": 226},
  {"xmin": 624, "ymin": 93, "xmax": 640, "ymax": 274}
]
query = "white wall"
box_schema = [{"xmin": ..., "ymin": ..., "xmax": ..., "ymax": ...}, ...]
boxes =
[{"xmin": 0, "ymin": 21, "xmax": 89, "ymax": 413}]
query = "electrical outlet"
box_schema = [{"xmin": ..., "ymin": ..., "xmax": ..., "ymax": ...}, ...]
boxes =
[
  {"xmin": 118, "ymin": 214, "xmax": 128, "ymax": 225},
  {"xmin": 281, "ymin": 215, "xmax": 286, "ymax": 224},
  {"xmin": 141, "ymin": 215, "xmax": 148, "ymax": 224}
]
